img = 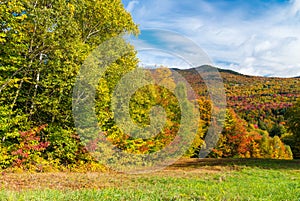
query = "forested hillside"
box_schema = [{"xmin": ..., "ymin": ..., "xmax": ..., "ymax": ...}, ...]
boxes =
[
  {"xmin": 175, "ymin": 66, "xmax": 299, "ymax": 128},
  {"xmin": 175, "ymin": 66, "xmax": 300, "ymax": 158}
]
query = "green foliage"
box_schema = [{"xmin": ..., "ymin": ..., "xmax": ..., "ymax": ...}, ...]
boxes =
[
  {"xmin": 0, "ymin": 0, "xmax": 138, "ymax": 170},
  {"xmin": 286, "ymin": 99, "xmax": 300, "ymax": 137},
  {"xmin": 285, "ymin": 99, "xmax": 300, "ymax": 158},
  {"xmin": 269, "ymin": 123, "xmax": 286, "ymax": 137},
  {"xmin": 45, "ymin": 127, "xmax": 82, "ymax": 166},
  {"xmin": 0, "ymin": 144, "xmax": 12, "ymax": 169}
]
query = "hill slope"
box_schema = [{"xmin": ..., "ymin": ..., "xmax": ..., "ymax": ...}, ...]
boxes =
[{"xmin": 174, "ymin": 65, "xmax": 300, "ymax": 130}]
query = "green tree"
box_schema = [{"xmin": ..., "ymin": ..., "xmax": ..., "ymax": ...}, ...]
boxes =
[
  {"xmin": 0, "ymin": 0, "xmax": 138, "ymax": 169},
  {"xmin": 269, "ymin": 124, "xmax": 286, "ymax": 137},
  {"xmin": 211, "ymin": 109, "xmax": 247, "ymax": 158},
  {"xmin": 285, "ymin": 99, "xmax": 300, "ymax": 158}
]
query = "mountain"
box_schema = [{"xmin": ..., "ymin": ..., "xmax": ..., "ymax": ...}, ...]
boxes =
[
  {"xmin": 173, "ymin": 65, "xmax": 299, "ymax": 96},
  {"xmin": 172, "ymin": 65, "xmax": 300, "ymax": 130}
]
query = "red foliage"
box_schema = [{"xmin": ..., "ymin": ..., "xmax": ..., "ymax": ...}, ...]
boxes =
[{"xmin": 11, "ymin": 125, "xmax": 50, "ymax": 167}]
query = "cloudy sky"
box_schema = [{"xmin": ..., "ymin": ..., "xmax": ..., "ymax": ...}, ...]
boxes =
[{"xmin": 121, "ymin": 0, "xmax": 300, "ymax": 77}]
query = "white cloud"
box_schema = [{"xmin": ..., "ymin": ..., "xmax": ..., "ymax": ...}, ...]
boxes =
[
  {"xmin": 126, "ymin": 0, "xmax": 300, "ymax": 77},
  {"xmin": 137, "ymin": 50, "xmax": 190, "ymax": 69},
  {"xmin": 125, "ymin": 0, "xmax": 139, "ymax": 12},
  {"xmin": 291, "ymin": 0, "xmax": 300, "ymax": 15}
]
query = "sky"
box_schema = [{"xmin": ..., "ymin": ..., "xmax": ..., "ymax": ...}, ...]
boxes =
[{"xmin": 121, "ymin": 0, "xmax": 300, "ymax": 77}]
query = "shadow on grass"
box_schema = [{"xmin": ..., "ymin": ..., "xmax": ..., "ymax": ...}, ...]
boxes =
[{"xmin": 171, "ymin": 158, "xmax": 300, "ymax": 170}]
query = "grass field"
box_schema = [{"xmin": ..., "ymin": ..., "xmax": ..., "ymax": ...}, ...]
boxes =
[{"xmin": 1, "ymin": 159, "xmax": 300, "ymax": 201}]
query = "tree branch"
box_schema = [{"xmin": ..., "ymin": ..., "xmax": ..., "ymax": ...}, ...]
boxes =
[{"xmin": 0, "ymin": 67, "xmax": 25, "ymax": 93}]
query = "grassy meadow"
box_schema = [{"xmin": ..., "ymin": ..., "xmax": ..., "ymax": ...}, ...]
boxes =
[{"xmin": 1, "ymin": 159, "xmax": 299, "ymax": 201}]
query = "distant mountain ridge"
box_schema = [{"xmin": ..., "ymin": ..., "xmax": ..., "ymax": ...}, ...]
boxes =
[
  {"xmin": 171, "ymin": 65, "xmax": 300, "ymax": 91},
  {"xmin": 172, "ymin": 65, "xmax": 298, "ymax": 79}
]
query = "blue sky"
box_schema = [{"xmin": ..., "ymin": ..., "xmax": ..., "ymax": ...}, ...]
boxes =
[{"xmin": 121, "ymin": 0, "xmax": 300, "ymax": 77}]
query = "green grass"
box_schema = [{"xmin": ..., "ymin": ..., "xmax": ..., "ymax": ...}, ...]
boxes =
[{"xmin": 1, "ymin": 159, "xmax": 300, "ymax": 201}]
